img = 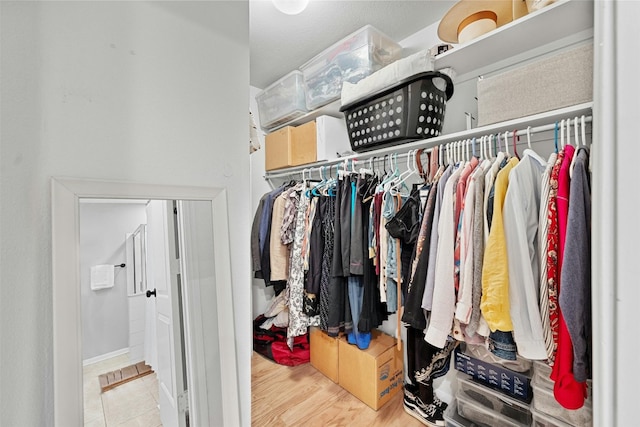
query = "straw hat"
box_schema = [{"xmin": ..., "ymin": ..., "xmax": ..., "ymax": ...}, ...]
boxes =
[{"xmin": 438, "ymin": 0, "xmax": 529, "ymax": 44}]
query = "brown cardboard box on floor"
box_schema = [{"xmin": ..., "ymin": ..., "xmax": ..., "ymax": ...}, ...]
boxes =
[
  {"xmin": 309, "ymin": 326, "xmax": 339, "ymax": 383},
  {"xmin": 338, "ymin": 329, "xmax": 403, "ymax": 411}
]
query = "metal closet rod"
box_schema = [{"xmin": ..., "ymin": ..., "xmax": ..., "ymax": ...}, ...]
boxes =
[{"xmin": 264, "ymin": 115, "xmax": 593, "ymax": 180}]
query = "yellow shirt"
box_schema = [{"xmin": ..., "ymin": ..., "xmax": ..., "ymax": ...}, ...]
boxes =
[{"xmin": 481, "ymin": 157, "xmax": 519, "ymax": 332}]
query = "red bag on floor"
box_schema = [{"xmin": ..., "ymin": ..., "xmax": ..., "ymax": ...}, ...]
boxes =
[{"xmin": 253, "ymin": 314, "xmax": 310, "ymax": 366}]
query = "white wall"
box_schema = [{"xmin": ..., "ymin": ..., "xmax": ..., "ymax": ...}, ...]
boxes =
[
  {"xmin": 250, "ymin": 86, "xmax": 278, "ymax": 317},
  {"xmin": 597, "ymin": 2, "xmax": 640, "ymax": 425},
  {"xmin": 80, "ymin": 202, "xmax": 147, "ymax": 361},
  {"xmin": 0, "ymin": 2, "xmax": 250, "ymax": 426}
]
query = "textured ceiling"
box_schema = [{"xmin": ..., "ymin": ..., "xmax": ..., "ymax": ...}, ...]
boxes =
[{"xmin": 250, "ymin": 0, "xmax": 455, "ymax": 89}]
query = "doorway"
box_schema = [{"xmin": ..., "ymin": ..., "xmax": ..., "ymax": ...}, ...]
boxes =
[{"xmin": 51, "ymin": 178, "xmax": 240, "ymax": 427}]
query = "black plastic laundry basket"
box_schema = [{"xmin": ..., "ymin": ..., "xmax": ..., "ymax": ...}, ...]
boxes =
[{"xmin": 340, "ymin": 71, "xmax": 454, "ymax": 152}]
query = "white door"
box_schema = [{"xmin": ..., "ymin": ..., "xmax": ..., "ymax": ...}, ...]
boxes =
[{"xmin": 146, "ymin": 200, "xmax": 188, "ymax": 427}]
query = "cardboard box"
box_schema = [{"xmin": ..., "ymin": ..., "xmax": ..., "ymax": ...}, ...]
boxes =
[
  {"xmin": 265, "ymin": 122, "xmax": 317, "ymax": 171},
  {"xmin": 338, "ymin": 330, "xmax": 403, "ymax": 410},
  {"xmin": 264, "ymin": 116, "xmax": 351, "ymax": 171},
  {"xmin": 477, "ymin": 43, "xmax": 593, "ymax": 126},
  {"xmin": 309, "ymin": 326, "xmax": 339, "ymax": 383}
]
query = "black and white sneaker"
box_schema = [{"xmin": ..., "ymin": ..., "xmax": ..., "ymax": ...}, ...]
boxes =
[
  {"xmin": 402, "ymin": 395, "xmax": 445, "ymax": 427},
  {"xmin": 433, "ymin": 395, "xmax": 448, "ymax": 412}
]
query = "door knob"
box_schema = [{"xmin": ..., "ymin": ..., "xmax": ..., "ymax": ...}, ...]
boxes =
[{"xmin": 146, "ymin": 288, "xmax": 157, "ymax": 298}]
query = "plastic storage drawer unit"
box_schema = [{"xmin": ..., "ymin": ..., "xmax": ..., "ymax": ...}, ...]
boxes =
[
  {"xmin": 300, "ymin": 24, "xmax": 402, "ymax": 110},
  {"xmin": 532, "ymin": 360, "xmax": 554, "ymax": 390},
  {"xmin": 531, "ymin": 408, "xmax": 574, "ymax": 427},
  {"xmin": 456, "ymin": 393, "xmax": 529, "ymax": 427},
  {"xmin": 457, "ymin": 374, "xmax": 532, "ymax": 425},
  {"xmin": 256, "ymin": 70, "xmax": 308, "ymax": 132},
  {"xmin": 531, "ymin": 378, "xmax": 592, "ymax": 426},
  {"xmin": 444, "ymin": 400, "xmax": 474, "ymax": 427}
]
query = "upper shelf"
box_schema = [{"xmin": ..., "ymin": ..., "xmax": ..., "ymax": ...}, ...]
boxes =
[
  {"xmin": 264, "ymin": 0, "xmax": 594, "ymax": 133},
  {"xmin": 266, "ymin": 100, "xmax": 342, "ymax": 133},
  {"xmin": 435, "ymin": 0, "xmax": 594, "ymax": 78}
]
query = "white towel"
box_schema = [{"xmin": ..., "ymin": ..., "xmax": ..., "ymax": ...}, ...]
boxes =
[{"xmin": 91, "ymin": 265, "xmax": 115, "ymax": 290}]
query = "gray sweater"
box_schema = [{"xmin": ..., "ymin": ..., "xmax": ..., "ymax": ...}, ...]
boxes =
[{"xmin": 558, "ymin": 147, "xmax": 591, "ymax": 382}]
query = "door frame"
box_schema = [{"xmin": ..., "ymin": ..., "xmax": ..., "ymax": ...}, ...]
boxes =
[{"xmin": 51, "ymin": 177, "xmax": 240, "ymax": 426}]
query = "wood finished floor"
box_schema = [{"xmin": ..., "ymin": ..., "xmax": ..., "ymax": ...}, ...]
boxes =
[{"xmin": 251, "ymin": 352, "xmax": 425, "ymax": 427}]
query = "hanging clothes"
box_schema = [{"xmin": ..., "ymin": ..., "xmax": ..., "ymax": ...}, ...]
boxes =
[
  {"xmin": 466, "ymin": 161, "xmax": 491, "ymax": 338},
  {"xmin": 402, "ymin": 180, "xmax": 438, "ymax": 330},
  {"xmin": 269, "ymin": 191, "xmax": 291, "ymax": 282},
  {"xmin": 425, "ymin": 163, "xmax": 463, "ymax": 348},
  {"xmin": 287, "ymin": 188, "xmax": 317, "ymax": 349},
  {"xmin": 544, "ymin": 149, "xmax": 565, "ymax": 366},
  {"xmin": 251, "ymin": 192, "xmax": 269, "ymax": 278},
  {"xmin": 349, "ymin": 174, "xmax": 365, "ymax": 275},
  {"xmin": 552, "ymin": 144, "xmax": 588, "ymax": 410},
  {"xmin": 359, "ymin": 175, "xmax": 387, "ymax": 333},
  {"xmin": 422, "ymin": 164, "xmax": 454, "ymax": 312},
  {"xmin": 503, "ymin": 149, "xmax": 548, "ymax": 360},
  {"xmin": 559, "ymin": 147, "xmax": 592, "ymax": 383},
  {"xmin": 481, "ymin": 157, "xmax": 519, "ymax": 332},
  {"xmin": 539, "ymin": 152, "xmax": 558, "ymax": 363}
]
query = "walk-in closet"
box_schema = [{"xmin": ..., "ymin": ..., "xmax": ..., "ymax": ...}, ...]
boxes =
[
  {"xmin": 251, "ymin": 1, "xmax": 608, "ymax": 426},
  {"xmin": 2, "ymin": 1, "xmax": 639, "ymax": 426}
]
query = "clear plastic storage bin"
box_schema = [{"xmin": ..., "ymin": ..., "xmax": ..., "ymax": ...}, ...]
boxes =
[
  {"xmin": 456, "ymin": 392, "xmax": 529, "ymax": 427},
  {"xmin": 300, "ymin": 25, "xmax": 402, "ymax": 110},
  {"xmin": 256, "ymin": 70, "xmax": 308, "ymax": 131},
  {"xmin": 444, "ymin": 400, "xmax": 474, "ymax": 427},
  {"xmin": 457, "ymin": 374, "xmax": 532, "ymax": 425},
  {"xmin": 531, "ymin": 407, "xmax": 574, "ymax": 427},
  {"xmin": 531, "ymin": 377, "xmax": 592, "ymax": 426},
  {"xmin": 533, "ymin": 360, "xmax": 554, "ymax": 390}
]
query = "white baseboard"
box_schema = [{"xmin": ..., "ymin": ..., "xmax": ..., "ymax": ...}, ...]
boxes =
[{"xmin": 83, "ymin": 348, "xmax": 130, "ymax": 366}]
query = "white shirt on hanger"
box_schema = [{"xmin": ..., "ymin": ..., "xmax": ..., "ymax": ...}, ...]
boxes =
[
  {"xmin": 425, "ymin": 164, "xmax": 463, "ymax": 348},
  {"xmin": 503, "ymin": 149, "xmax": 548, "ymax": 360}
]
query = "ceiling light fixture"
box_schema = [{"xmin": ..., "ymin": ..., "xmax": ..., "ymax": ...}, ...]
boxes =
[{"xmin": 272, "ymin": 0, "xmax": 309, "ymax": 15}]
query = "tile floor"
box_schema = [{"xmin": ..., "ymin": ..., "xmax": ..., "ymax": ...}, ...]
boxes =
[{"xmin": 83, "ymin": 353, "xmax": 162, "ymax": 427}]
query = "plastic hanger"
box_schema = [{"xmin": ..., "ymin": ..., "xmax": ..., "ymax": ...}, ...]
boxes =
[
  {"xmin": 554, "ymin": 121, "xmax": 559, "ymax": 153},
  {"xmin": 512, "ymin": 129, "xmax": 520, "ymax": 159},
  {"xmin": 526, "ymin": 126, "xmax": 532, "ymax": 150},
  {"xmin": 390, "ymin": 150, "xmax": 416, "ymax": 195},
  {"xmin": 488, "ymin": 134, "xmax": 494, "ymax": 159},
  {"xmin": 504, "ymin": 131, "xmax": 510, "ymax": 158},
  {"xmin": 581, "ymin": 115, "xmax": 588, "ymax": 147},
  {"xmin": 481, "ymin": 135, "xmax": 487, "ymax": 160},
  {"xmin": 569, "ymin": 116, "xmax": 584, "ymax": 178},
  {"xmin": 560, "ymin": 119, "xmax": 566, "ymax": 149}
]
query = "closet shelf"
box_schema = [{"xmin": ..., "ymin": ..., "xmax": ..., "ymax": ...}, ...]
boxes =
[
  {"xmin": 435, "ymin": 0, "xmax": 594, "ymax": 79},
  {"xmin": 263, "ymin": 102, "xmax": 593, "ymax": 180},
  {"xmin": 265, "ymin": 100, "xmax": 343, "ymax": 132}
]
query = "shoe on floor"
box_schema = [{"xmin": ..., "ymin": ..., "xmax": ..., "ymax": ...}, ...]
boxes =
[
  {"xmin": 403, "ymin": 395, "xmax": 445, "ymax": 427},
  {"xmin": 433, "ymin": 395, "xmax": 448, "ymax": 412}
]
